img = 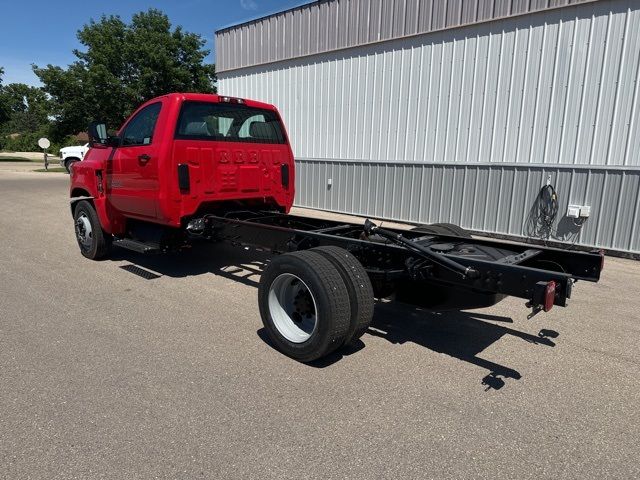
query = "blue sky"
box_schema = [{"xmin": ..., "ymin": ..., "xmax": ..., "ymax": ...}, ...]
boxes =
[{"xmin": 0, "ymin": 0, "xmax": 312, "ymax": 86}]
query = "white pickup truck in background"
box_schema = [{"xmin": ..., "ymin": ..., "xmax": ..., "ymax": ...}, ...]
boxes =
[{"xmin": 59, "ymin": 143, "xmax": 89, "ymax": 173}]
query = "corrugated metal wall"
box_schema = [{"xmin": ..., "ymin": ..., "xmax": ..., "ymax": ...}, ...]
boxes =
[
  {"xmin": 216, "ymin": 0, "xmax": 597, "ymax": 72},
  {"xmin": 218, "ymin": 0, "xmax": 640, "ymax": 253},
  {"xmin": 294, "ymin": 160, "xmax": 640, "ymax": 252}
]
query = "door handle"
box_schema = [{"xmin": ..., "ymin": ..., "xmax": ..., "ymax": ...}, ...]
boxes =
[{"xmin": 138, "ymin": 154, "xmax": 151, "ymax": 164}]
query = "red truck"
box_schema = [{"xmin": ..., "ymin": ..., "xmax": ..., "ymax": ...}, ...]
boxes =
[{"xmin": 70, "ymin": 92, "xmax": 603, "ymax": 362}]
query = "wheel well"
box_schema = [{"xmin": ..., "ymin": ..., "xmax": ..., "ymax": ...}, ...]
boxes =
[
  {"xmin": 70, "ymin": 188, "xmax": 93, "ymax": 214},
  {"xmin": 64, "ymin": 157, "xmax": 81, "ymax": 163}
]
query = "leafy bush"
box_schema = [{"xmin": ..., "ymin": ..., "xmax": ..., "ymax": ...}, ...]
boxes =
[{"xmin": 1, "ymin": 131, "xmax": 78, "ymax": 154}]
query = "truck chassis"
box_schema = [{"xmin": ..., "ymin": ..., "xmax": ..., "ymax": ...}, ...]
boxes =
[{"xmin": 157, "ymin": 209, "xmax": 603, "ymax": 361}]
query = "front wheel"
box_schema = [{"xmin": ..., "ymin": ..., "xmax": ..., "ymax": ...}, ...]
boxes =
[
  {"xmin": 64, "ymin": 158, "xmax": 80, "ymax": 173},
  {"xmin": 258, "ymin": 251, "xmax": 351, "ymax": 362},
  {"xmin": 73, "ymin": 200, "xmax": 111, "ymax": 260}
]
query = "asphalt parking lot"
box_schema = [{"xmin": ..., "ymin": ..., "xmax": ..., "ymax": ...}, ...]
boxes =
[{"xmin": 1, "ymin": 168, "xmax": 639, "ymax": 479}]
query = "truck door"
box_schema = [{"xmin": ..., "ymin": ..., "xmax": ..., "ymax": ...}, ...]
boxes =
[{"xmin": 109, "ymin": 102, "xmax": 162, "ymax": 219}]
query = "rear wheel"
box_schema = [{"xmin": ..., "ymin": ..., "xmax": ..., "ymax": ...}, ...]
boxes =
[
  {"xmin": 412, "ymin": 222, "xmax": 472, "ymax": 238},
  {"xmin": 258, "ymin": 250, "xmax": 351, "ymax": 362},
  {"xmin": 73, "ymin": 200, "xmax": 111, "ymax": 260},
  {"xmin": 311, "ymin": 246, "xmax": 374, "ymax": 345}
]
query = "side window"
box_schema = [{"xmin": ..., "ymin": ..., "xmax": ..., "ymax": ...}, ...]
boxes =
[{"xmin": 122, "ymin": 103, "xmax": 162, "ymax": 146}]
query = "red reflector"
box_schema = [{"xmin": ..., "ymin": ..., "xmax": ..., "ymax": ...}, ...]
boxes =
[{"xmin": 544, "ymin": 281, "xmax": 556, "ymax": 312}]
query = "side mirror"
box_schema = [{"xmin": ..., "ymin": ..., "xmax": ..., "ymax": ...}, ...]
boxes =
[{"xmin": 88, "ymin": 122, "xmax": 109, "ymax": 148}]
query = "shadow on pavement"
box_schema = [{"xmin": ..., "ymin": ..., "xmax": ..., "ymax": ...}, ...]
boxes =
[
  {"xmin": 368, "ymin": 301, "xmax": 558, "ymax": 390},
  {"xmin": 113, "ymin": 243, "xmax": 559, "ymax": 389},
  {"xmin": 110, "ymin": 242, "xmax": 268, "ymax": 288}
]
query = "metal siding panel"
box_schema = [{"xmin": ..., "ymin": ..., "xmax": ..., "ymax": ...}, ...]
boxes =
[
  {"xmin": 446, "ymin": 0, "xmax": 464, "ymax": 28},
  {"xmin": 432, "ymin": 0, "xmax": 447, "ymax": 30},
  {"xmin": 413, "ymin": 45, "xmax": 432, "ymax": 162},
  {"xmin": 477, "ymin": 0, "xmax": 495, "ymax": 22},
  {"xmin": 469, "ymin": 32, "xmax": 491, "ymax": 163},
  {"xmin": 591, "ymin": 9, "xmax": 626, "ymax": 165},
  {"xmin": 392, "ymin": 0, "xmax": 406, "ymax": 38},
  {"xmin": 218, "ymin": 0, "xmax": 640, "ymax": 253},
  {"xmin": 405, "ymin": 0, "xmax": 420, "ymax": 35},
  {"xmin": 603, "ymin": 7, "xmax": 632, "ymax": 166},
  {"xmin": 577, "ymin": 11, "xmax": 609, "ymax": 165},
  {"xmin": 511, "ymin": 0, "xmax": 530, "ymax": 15},
  {"xmin": 492, "ymin": 29, "xmax": 514, "ymax": 164},
  {"xmin": 335, "ymin": 0, "xmax": 346, "ymax": 49},
  {"xmin": 418, "ymin": 0, "xmax": 434, "ymax": 33},
  {"xmin": 307, "ymin": 4, "xmax": 316, "ymax": 55},
  {"xmin": 379, "ymin": 0, "xmax": 394, "ymax": 41},
  {"xmin": 367, "ymin": 0, "xmax": 380, "ymax": 42},
  {"xmin": 494, "ymin": 0, "xmax": 513, "ymax": 16},
  {"xmin": 216, "ymin": 0, "xmax": 606, "ymax": 72},
  {"xmin": 483, "ymin": 30, "xmax": 504, "ymax": 163},
  {"xmin": 530, "ymin": 0, "xmax": 551, "ymax": 9},
  {"xmin": 458, "ymin": 35, "xmax": 475, "ymax": 162},
  {"xmin": 426, "ymin": 39, "xmax": 443, "ymax": 162},
  {"xmin": 218, "ymin": 31, "xmax": 226, "ymax": 72},
  {"xmin": 612, "ymin": 8, "xmax": 640, "ymax": 166}
]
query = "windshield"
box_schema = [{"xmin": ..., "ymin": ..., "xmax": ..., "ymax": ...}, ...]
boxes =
[{"xmin": 175, "ymin": 101, "xmax": 286, "ymax": 144}]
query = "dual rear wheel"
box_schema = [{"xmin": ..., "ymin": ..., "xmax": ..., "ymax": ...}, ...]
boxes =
[{"xmin": 258, "ymin": 247, "xmax": 374, "ymax": 362}]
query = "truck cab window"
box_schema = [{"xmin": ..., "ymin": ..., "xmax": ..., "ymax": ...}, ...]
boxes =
[
  {"xmin": 122, "ymin": 102, "xmax": 162, "ymax": 146},
  {"xmin": 175, "ymin": 101, "xmax": 285, "ymax": 144}
]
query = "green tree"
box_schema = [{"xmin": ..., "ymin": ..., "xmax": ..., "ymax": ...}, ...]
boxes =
[
  {"xmin": 1, "ymin": 83, "xmax": 50, "ymax": 133},
  {"xmin": 0, "ymin": 67, "xmax": 54, "ymax": 151},
  {"xmin": 0, "ymin": 67, "xmax": 10, "ymax": 127},
  {"xmin": 34, "ymin": 8, "xmax": 216, "ymax": 139}
]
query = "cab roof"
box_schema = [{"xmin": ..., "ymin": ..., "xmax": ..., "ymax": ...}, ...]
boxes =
[{"xmin": 156, "ymin": 92, "xmax": 277, "ymax": 111}]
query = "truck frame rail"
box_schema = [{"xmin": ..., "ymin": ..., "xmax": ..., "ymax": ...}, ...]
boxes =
[{"xmin": 193, "ymin": 210, "xmax": 602, "ymax": 313}]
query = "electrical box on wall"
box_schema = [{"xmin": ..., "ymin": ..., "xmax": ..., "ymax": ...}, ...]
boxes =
[
  {"xmin": 567, "ymin": 205, "xmax": 581, "ymax": 218},
  {"xmin": 580, "ymin": 206, "xmax": 591, "ymax": 218},
  {"xmin": 567, "ymin": 205, "xmax": 591, "ymax": 219}
]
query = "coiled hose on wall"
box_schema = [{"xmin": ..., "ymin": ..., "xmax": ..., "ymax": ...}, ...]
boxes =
[{"xmin": 525, "ymin": 184, "xmax": 559, "ymax": 242}]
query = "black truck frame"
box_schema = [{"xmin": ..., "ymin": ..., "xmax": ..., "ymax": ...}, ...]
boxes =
[{"xmin": 187, "ymin": 210, "xmax": 602, "ymax": 313}]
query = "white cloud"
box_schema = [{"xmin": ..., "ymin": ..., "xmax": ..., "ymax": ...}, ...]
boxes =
[{"xmin": 240, "ymin": 0, "xmax": 258, "ymax": 11}]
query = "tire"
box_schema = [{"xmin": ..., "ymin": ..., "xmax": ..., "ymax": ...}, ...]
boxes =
[
  {"xmin": 412, "ymin": 222, "xmax": 472, "ymax": 238},
  {"xmin": 311, "ymin": 246, "xmax": 374, "ymax": 345},
  {"xmin": 258, "ymin": 250, "xmax": 351, "ymax": 362},
  {"xmin": 73, "ymin": 200, "xmax": 112, "ymax": 260},
  {"xmin": 64, "ymin": 158, "xmax": 80, "ymax": 173}
]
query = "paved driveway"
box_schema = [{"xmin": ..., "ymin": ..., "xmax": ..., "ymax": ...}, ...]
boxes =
[{"xmin": 1, "ymin": 170, "xmax": 638, "ymax": 479}]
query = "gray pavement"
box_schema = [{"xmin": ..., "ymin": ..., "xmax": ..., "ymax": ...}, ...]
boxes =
[{"xmin": 1, "ymin": 169, "xmax": 639, "ymax": 479}]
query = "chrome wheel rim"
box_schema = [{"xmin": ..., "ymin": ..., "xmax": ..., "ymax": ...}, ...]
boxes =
[
  {"xmin": 268, "ymin": 273, "xmax": 318, "ymax": 343},
  {"xmin": 75, "ymin": 213, "xmax": 93, "ymax": 249}
]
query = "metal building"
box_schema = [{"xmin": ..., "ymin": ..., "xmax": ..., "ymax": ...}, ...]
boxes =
[{"xmin": 216, "ymin": 0, "xmax": 640, "ymax": 254}]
